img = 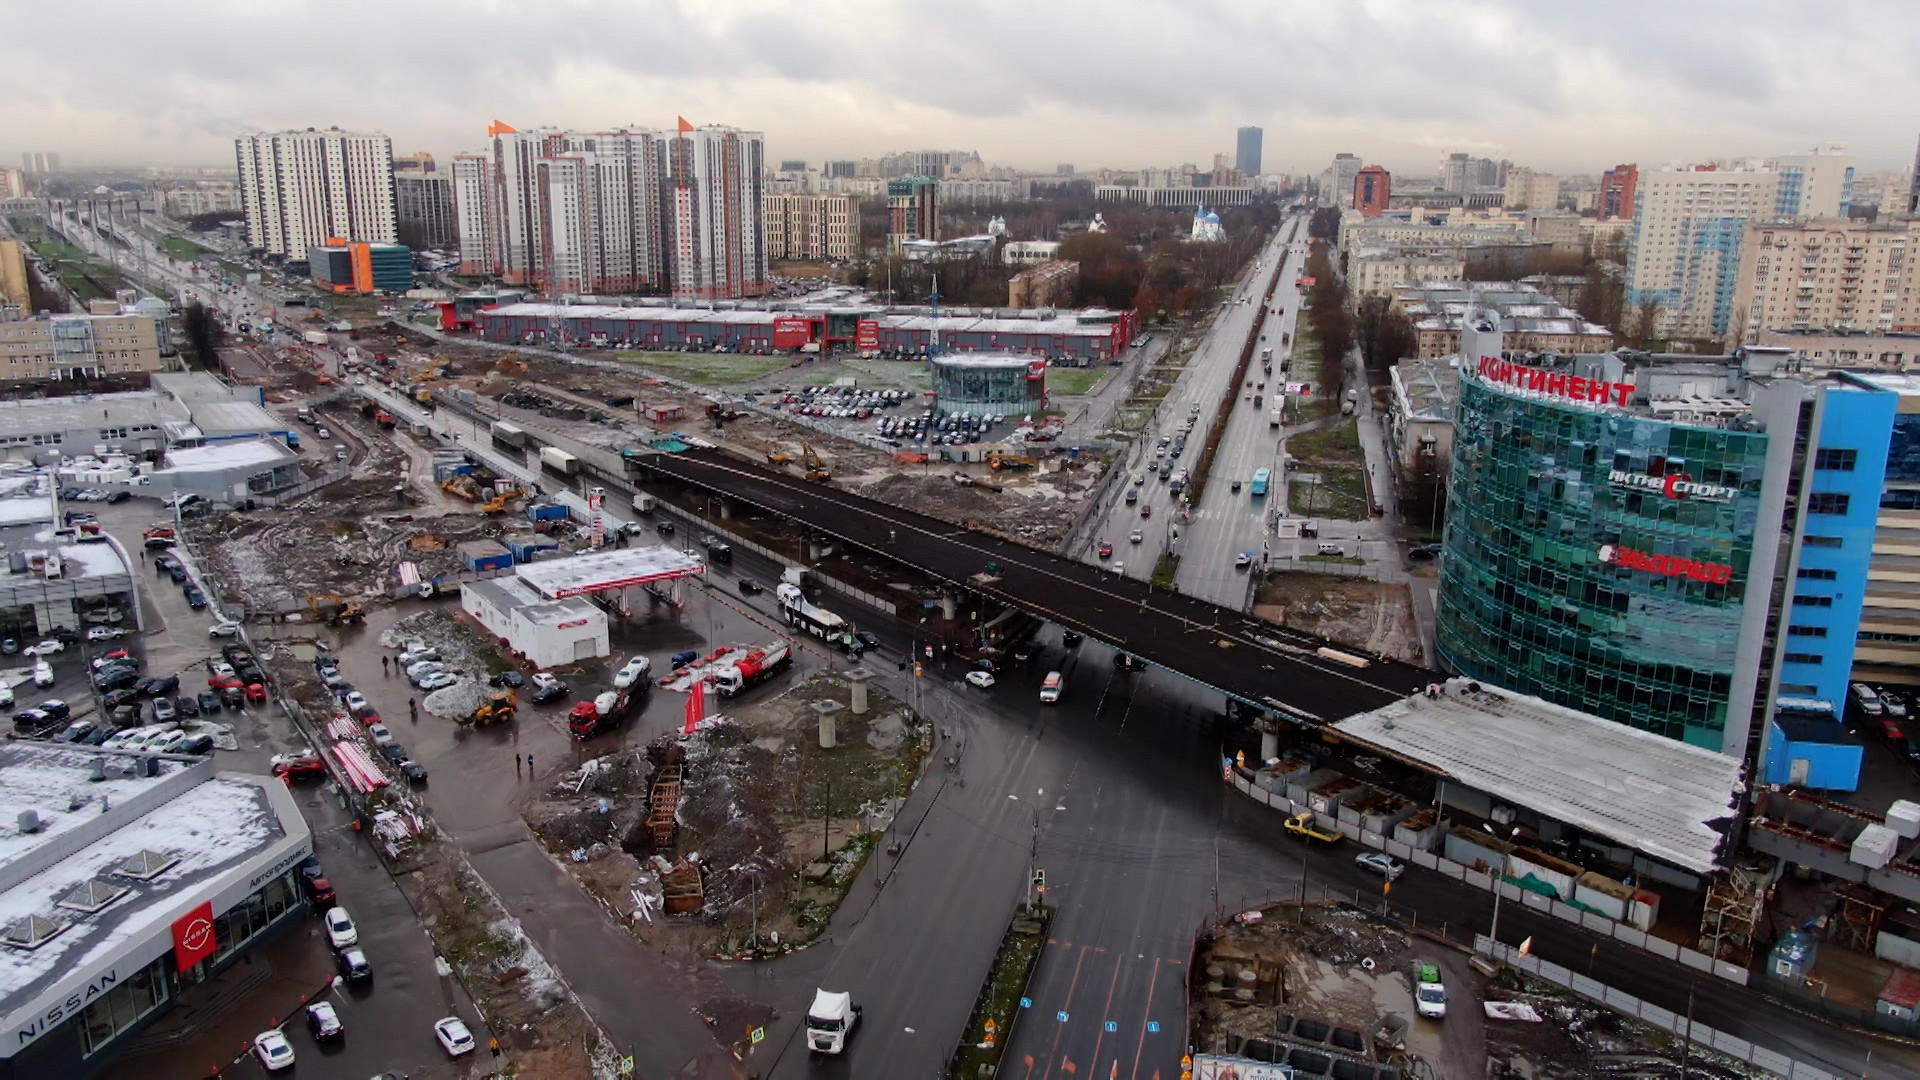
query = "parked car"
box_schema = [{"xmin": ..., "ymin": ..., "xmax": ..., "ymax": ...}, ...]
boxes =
[
  {"xmin": 306, "ymin": 1001, "xmax": 344, "ymax": 1040},
  {"xmin": 86, "ymin": 626, "xmax": 124, "ymax": 642},
  {"xmin": 303, "ymin": 875, "xmax": 336, "ymax": 906},
  {"xmin": 252, "ymin": 1030, "xmax": 295, "ymax": 1072},
  {"xmin": 964, "ymin": 670, "xmax": 995, "ymax": 689},
  {"xmin": 149, "ymin": 697, "xmax": 177, "ymax": 723},
  {"xmin": 434, "ymin": 1017, "xmax": 476, "ymax": 1057},
  {"xmin": 324, "ymin": 906, "xmax": 359, "ymax": 949},
  {"xmin": 367, "ymin": 723, "xmax": 395, "ymax": 746},
  {"xmin": 176, "ymin": 695, "xmax": 200, "ymax": 719},
  {"xmin": 399, "ymin": 760, "xmax": 428, "ymax": 783},
  {"xmin": 271, "ymin": 753, "xmax": 326, "ymax": 780},
  {"xmin": 31, "ymin": 661, "xmax": 53, "ymax": 688},
  {"xmin": 487, "ymin": 671, "xmax": 525, "ymax": 689},
  {"xmin": 25, "ymin": 639, "xmax": 63, "ymax": 656},
  {"xmin": 416, "ymin": 672, "xmax": 457, "ymax": 691},
  {"xmin": 197, "ymin": 691, "xmax": 222, "ymax": 715},
  {"xmin": 208, "ymin": 620, "xmax": 242, "ymax": 637},
  {"xmin": 343, "ymin": 691, "xmax": 371, "ymax": 715},
  {"xmin": 336, "ymin": 946, "xmax": 371, "ymax": 983},
  {"xmin": 175, "ymin": 732, "xmax": 215, "ymax": 755}
]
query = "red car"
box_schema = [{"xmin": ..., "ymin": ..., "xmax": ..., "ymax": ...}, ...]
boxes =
[
  {"xmin": 359, "ymin": 710, "xmax": 381, "ymax": 727},
  {"xmin": 1140, "ymin": 505, "xmax": 1152, "ymax": 518},
  {"xmin": 245, "ymin": 682, "xmax": 267, "ymax": 703},
  {"xmin": 1097, "ymin": 540, "xmax": 1113, "ymax": 559},
  {"xmin": 271, "ymin": 754, "xmax": 325, "ymax": 780}
]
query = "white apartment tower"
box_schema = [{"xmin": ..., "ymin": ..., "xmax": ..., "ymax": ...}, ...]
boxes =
[
  {"xmin": 450, "ymin": 154, "xmax": 493, "ymax": 276},
  {"xmin": 234, "ymin": 128, "xmax": 397, "ymax": 258},
  {"xmin": 666, "ymin": 124, "xmax": 768, "ymax": 299}
]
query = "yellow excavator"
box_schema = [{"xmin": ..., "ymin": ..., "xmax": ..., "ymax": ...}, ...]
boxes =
[
  {"xmin": 441, "ymin": 475, "xmax": 478, "ymax": 501},
  {"xmin": 306, "ymin": 594, "xmax": 367, "ymax": 625},
  {"xmin": 801, "ymin": 442, "xmax": 830, "ymax": 482},
  {"xmin": 989, "ymin": 452, "xmax": 1036, "ymax": 471},
  {"xmin": 478, "ymin": 486, "xmax": 522, "ymax": 514},
  {"xmin": 463, "ymin": 690, "xmax": 517, "ymax": 727},
  {"xmin": 764, "ymin": 441, "xmax": 793, "ymax": 467}
]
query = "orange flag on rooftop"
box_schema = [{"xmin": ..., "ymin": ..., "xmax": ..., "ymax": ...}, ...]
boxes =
[{"xmin": 677, "ymin": 116, "xmax": 694, "ymax": 134}]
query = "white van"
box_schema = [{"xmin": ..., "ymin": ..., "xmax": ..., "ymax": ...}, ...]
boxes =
[
  {"xmin": 1316, "ymin": 542, "xmax": 1344, "ymax": 557},
  {"xmin": 1040, "ymin": 672, "xmax": 1063, "ymax": 704},
  {"xmin": 1852, "ymin": 682, "xmax": 1885, "ymax": 716}
]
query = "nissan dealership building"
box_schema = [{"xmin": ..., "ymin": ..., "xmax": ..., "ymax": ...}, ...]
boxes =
[{"xmin": 1436, "ymin": 316, "xmax": 1897, "ymax": 774}]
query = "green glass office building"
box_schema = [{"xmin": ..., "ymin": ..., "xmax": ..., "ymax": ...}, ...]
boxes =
[{"xmin": 1436, "ymin": 351, "xmax": 1779, "ymax": 750}]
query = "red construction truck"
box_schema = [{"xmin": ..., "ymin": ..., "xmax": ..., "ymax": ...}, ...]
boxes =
[
  {"xmin": 711, "ymin": 643, "xmax": 792, "ymax": 699},
  {"xmin": 568, "ymin": 690, "xmax": 631, "ymax": 740}
]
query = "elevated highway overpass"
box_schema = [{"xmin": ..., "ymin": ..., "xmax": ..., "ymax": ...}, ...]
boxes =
[{"xmin": 630, "ymin": 448, "xmax": 1437, "ymax": 722}]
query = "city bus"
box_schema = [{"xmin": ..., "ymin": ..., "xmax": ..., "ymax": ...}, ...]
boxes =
[{"xmin": 1250, "ymin": 468, "xmax": 1271, "ymax": 497}]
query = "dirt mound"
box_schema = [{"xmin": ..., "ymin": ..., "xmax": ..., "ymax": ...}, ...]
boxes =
[{"xmin": 858, "ymin": 472, "xmax": 1004, "ymax": 520}]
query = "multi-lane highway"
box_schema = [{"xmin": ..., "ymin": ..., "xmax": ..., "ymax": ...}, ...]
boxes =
[{"xmin": 1081, "ymin": 218, "xmax": 1299, "ymax": 592}]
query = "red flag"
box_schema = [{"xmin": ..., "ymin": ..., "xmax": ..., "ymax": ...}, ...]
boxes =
[
  {"xmin": 677, "ymin": 115, "xmax": 694, "ymax": 134},
  {"xmin": 683, "ymin": 680, "xmax": 705, "ymax": 734}
]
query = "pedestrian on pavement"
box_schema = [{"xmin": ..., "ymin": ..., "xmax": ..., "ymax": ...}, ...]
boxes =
[
  {"xmin": 381, "ymin": 655, "xmax": 390, "ymax": 675},
  {"xmin": 526, "ymin": 755, "xmax": 533, "ymax": 776},
  {"xmin": 515, "ymin": 753, "xmax": 522, "ymax": 775},
  {"xmin": 407, "ymin": 697, "xmax": 418, "ymax": 722}
]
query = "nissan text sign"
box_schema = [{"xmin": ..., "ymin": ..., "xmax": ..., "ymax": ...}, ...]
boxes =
[{"xmin": 1608, "ymin": 469, "xmax": 1738, "ymax": 503}]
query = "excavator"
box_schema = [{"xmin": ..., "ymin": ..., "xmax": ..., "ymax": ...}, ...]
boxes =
[
  {"xmin": 988, "ymin": 452, "xmax": 1036, "ymax": 471},
  {"xmin": 801, "ymin": 442, "xmax": 831, "ymax": 482},
  {"xmin": 462, "ymin": 690, "xmax": 517, "ymax": 727},
  {"xmin": 764, "ymin": 441, "xmax": 793, "ymax": 467},
  {"xmin": 441, "ymin": 475, "xmax": 479, "ymax": 501},
  {"xmin": 306, "ymin": 594, "xmax": 367, "ymax": 625},
  {"xmin": 478, "ymin": 486, "xmax": 522, "ymax": 514}
]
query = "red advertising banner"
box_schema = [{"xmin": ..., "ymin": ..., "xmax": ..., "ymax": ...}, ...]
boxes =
[
  {"xmin": 1026, "ymin": 361, "xmax": 1048, "ymax": 380},
  {"xmin": 172, "ymin": 901, "xmax": 217, "ymax": 971},
  {"xmin": 772, "ymin": 317, "xmax": 812, "ymax": 349},
  {"xmin": 855, "ymin": 320, "xmax": 879, "ymax": 350}
]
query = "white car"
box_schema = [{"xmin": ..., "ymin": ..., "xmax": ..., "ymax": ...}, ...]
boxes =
[
  {"xmin": 252, "ymin": 1029, "xmax": 295, "ymax": 1071},
  {"xmin": 323, "ymin": 906, "xmax": 358, "ymax": 949},
  {"xmin": 86, "ymin": 626, "xmax": 124, "ymax": 642},
  {"xmin": 208, "ymin": 620, "xmax": 242, "ymax": 637},
  {"xmin": 210, "ymin": 661, "xmax": 235, "ymax": 680},
  {"xmin": 530, "ymin": 672, "xmax": 561, "ymax": 692},
  {"xmin": 434, "ymin": 1016, "xmax": 476, "ymax": 1057},
  {"xmin": 343, "ymin": 691, "xmax": 370, "ymax": 715},
  {"xmin": 1130, "ymin": 529, "xmax": 1144, "ymax": 544},
  {"xmin": 367, "ymin": 723, "xmax": 395, "ymax": 746},
  {"xmin": 964, "ymin": 670, "xmax": 995, "ymax": 689},
  {"xmin": 417, "ymin": 672, "xmax": 458, "ymax": 691},
  {"xmin": 406, "ymin": 660, "xmax": 445, "ymax": 683},
  {"xmin": 1354, "ymin": 852, "xmax": 1406, "ymax": 880},
  {"xmin": 612, "ymin": 656, "xmax": 651, "ymax": 690},
  {"xmin": 32, "ymin": 661, "xmax": 53, "ymax": 688},
  {"xmin": 25, "ymin": 640, "xmax": 63, "ymax": 655},
  {"xmin": 0, "ymin": 684, "xmax": 12, "ymax": 709},
  {"xmin": 1110, "ymin": 561, "xmax": 1125, "ymax": 576}
]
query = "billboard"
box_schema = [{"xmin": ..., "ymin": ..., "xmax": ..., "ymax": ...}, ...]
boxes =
[
  {"xmin": 855, "ymin": 319, "xmax": 879, "ymax": 350},
  {"xmin": 773, "ymin": 317, "xmax": 812, "ymax": 349}
]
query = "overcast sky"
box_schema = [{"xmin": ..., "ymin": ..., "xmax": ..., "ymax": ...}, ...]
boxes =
[{"xmin": 5, "ymin": 0, "xmax": 1917, "ymax": 177}]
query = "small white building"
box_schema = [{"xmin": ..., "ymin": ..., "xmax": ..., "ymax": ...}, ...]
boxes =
[{"xmin": 461, "ymin": 577, "xmax": 607, "ymax": 669}]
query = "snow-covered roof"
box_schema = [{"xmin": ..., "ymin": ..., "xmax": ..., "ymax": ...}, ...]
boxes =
[
  {"xmin": 1332, "ymin": 678, "xmax": 1744, "ymax": 875},
  {"xmin": 0, "ymin": 392, "xmax": 188, "ymax": 438},
  {"xmin": 513, "ymin": 545, "xmax": 705, "ymax": 599},
  {"xmin": 160, "ymin": 439, "xmax": 295, "ymax": 473},
  {"xmin": 0, "ymin": 748, "xmax": 305, "ymax": 1043},
  {"xmin": 0, "ymin": 496, "xmax": 53, "ymax": 528},
  {"xmin": 188, "ymin": 400, "xmax": 280, "ymax": 437}
]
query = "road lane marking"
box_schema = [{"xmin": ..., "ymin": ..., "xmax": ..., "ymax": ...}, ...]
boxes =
[{"xmin": 1041, "ymin": 944, "xmax": 1095, "ymax": 1080}]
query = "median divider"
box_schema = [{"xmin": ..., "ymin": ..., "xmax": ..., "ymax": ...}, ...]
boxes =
[{"xmin": 948, "ymin": 900, "xmax": 1054, "ymax": 1079}]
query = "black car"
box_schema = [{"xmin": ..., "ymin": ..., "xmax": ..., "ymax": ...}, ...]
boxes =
[
  {"xmin": 175, "ymin": 732, "xmax": 215, "ymax": 755},
  {"xmin": 47, "ymin": 627, "xmax": 78, "ymax": 644},
  {"xmin": 36, "ymin": 700, "xmax": 70, "ymax": 722},
  {"xmin": 81, "ymin": 726, "xmax": 113, "ymax": 745},
  {"xmin": 530, "ymin": 683, "xmax": 567, "ymax": 705},
  {"xmin": 53, "ymin": 721, "xmax": 96, "ymax": 743},
  {"xmin": 103, "ymin": 688, "xmax": 141, "ymax": 711},
  {"xmin": 218, "ymin": 684, "xmax": 246, "ymax": 709},
  {"xmin": 106, "ymin": 491, "xmax": 131, "ymax": 504},
  {"xmin": 1012, "ymin": 642, "xmax": 1038, "ymax": 662},
  {"xmin": 399, "ymin": 760, "xmax": 428, "ymax": 784},
  {"xmin": 176, "ymin": 695, "xmax": 200, "ymax": 718},
  {"xmin": 335, "ymin": 947, "xmax": 371, "ymax": 983},
  {"xmin": 655, "ymin": 520, "xmax": 675, "ymax": 536},
  {"xmin": 136, "ymin": 676, "xmax": 180, "ymax": 697},
  {"xmin": 197, "ymin": 691, "xmax": 222, "ymax": 715},
  {"xmin": 379, "ymin": 742, "xmax": 408, "ymax": 763},
  {"xmin": 184, "ymin": 587, "xmax": 207, "ymax": 609},
  {"xmin": 298, "ymin": 855, "xmax": 325, "ymax": 881},
  {"xmin": 95, "ymin": 669, "xmax": 141, "ymax": 693},
  {"xmin": 1062, "ymin": 631, "xmax": 1085, "ymax": 647},
  {"xmin": 12, "ymin": 709, "xmax": 55, "ymax": 734},
  {"xmin": 166, "ymin": 565, "xmax": 187, "ymax": 584},
  {"xmin": 854, "ymin": 630, "xmax": 880, "ymax": 650},
  {"xmin": 738, "ymin": 578, "xmax": 764, "ymax": 596},
  {"xmin": 488, "ymin": 671, "xmax": 525, "ymax": 689}
]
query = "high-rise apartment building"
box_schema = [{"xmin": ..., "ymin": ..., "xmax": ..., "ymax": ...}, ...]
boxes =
[
  {"xmin": 1733, "ymin": 218, "xmax": 1920, "ymax": 340},
  {"xmin": 1235, "ymin": 127, "xmax": 1263, "ymax": 178},
  {"xmin": 393, "ymin": 152, "xmax": 436, "ymax": 175},
  {"xmin": 888, "ymin": 176, "xmax": 939, "ymax": 254},
  {"xmin": 0, "ymin": 168, "xmax": 25, "ymax": 199},
  {"xmin": 1502, "ymin": 168, "xmax": 1558, "ymax": 211},
  {"xmin": 1629, "ymin": 152, "xmax": 1857, "ymax": 342},
  {"xmin": 1909, "ymin": 136, "xmax": 1920, "ymax": 215},
  {"xmin": 824, "ymin": 160, "xmax": 857, "ymax": 179},
  {"xmin": 449, "ymin": 154, "xmax": 493, "ymax": 277},
  {"xmin": 458, "ymin": 122, "xmax": 667, "ymax": 294},
  {"xmin": 1599, "ymin": 164, "xmax": 1638, "ymax": 219},
  {"xmin": 664, "ymin": 123, "xmax": 767, "ymax": 299},
  {"xmin": 1627, "ymin": 166, "xmax": 1782, "ymax": 341},
  {"xmin": 233, "ymin": 128, "xmax": 397, "ymax": 258},
  {"xmin": 1768, "ymin": 147, "xmax": 1856, "ymax": 220},
  {"xmin": 0, "ymin": 240, "xmax": 28, "ymax": 310},
  {"xmin": 1320, "ymin": 154, "xmax": 1361, "ymax": 208},
  {"xmin": 1352, "ymin": 166, "xmax": 1390, "ymax": 217},
  {"xmin": 765, "ymin": 194, "xmax": 856, "ymax": 261},
  {"xmin": 395, "ymin": 174, "xmax": 457, "ymax": 250},
  {"xmin": 19, "ymin": 153, "xmax": 59, "ymax": 175}
]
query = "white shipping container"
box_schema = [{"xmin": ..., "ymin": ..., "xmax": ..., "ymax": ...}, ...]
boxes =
[
  {"xmin": 1853, "ymin": 823, "xmax": 1900, "ymax": 869},
  {"xmin": 1888, "ymin": 800, "xmax": 1920, "ymax": 839}
]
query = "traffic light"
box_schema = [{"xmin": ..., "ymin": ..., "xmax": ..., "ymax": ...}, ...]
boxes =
[{"xmin": 1033, "ymin": 869, "xmax": 1046, "ymax": 889}]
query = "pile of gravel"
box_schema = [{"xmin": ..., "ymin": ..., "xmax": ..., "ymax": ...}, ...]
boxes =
[{"xmin": 423, "ymin": 678, "xmax": 489, "ymax": 719}]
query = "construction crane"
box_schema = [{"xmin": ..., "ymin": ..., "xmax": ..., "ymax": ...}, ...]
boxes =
[
  {"xmin": 764, "ymin": 441, "xmax": 793, "ymax": 467},
  {"xmin": 801, "ymin": 442, "xmax": 830, "ymax": 482}
]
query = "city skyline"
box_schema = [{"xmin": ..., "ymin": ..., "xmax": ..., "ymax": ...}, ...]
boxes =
[{"xmin": 3, "ymin": 0, "xmax": 1918, "ymax": 176}]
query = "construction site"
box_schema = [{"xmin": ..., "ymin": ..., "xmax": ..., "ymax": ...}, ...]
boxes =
[
  {"xmin": 526, "ymin": 669, "xmax": 925, "ymax": 958},
  {"xmin": 1190, "ymin": 902, "xmax": 1762, "ymax": 1080},
  {"xmin": 1252, "ymin": 571, "xmax": 1425, "ymax": 666}
]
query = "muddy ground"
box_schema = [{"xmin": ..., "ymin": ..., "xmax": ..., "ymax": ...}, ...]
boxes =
[
  {"xmin": 526, "ymin": 671, "xmax": 925, "ymax": 957},
  {"xmin": 1252, "ymin": 572, "xmax": 1422, "ymax": 664}
]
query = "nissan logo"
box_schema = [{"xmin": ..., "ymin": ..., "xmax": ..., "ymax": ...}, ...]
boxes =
[{"xmin": 178, "ymin": 915, "xmax": 213, "ymax": 954}]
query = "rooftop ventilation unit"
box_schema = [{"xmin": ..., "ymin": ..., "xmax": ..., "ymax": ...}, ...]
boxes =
[
  {"xmin": 55, "ymin": 879, "xmax": 129, "ymax": 914},
  {"xmin": 111, "ymin": 849, "xmax": 178, "ymax": 882},
  {"xmin": 17, "ymin": 809, "xmax": 40, "ymax": 835}
]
